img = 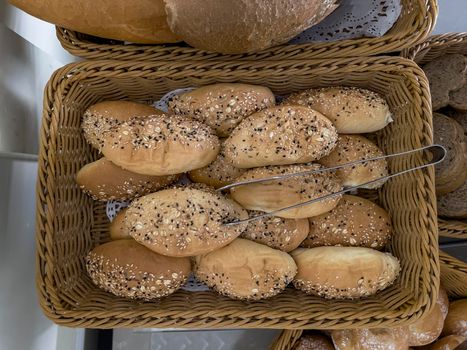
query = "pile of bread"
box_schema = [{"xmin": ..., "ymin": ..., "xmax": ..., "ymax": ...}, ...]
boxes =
[
  {"xmin": 9, "ymin": 0, "xmax": 338, "ymax": 54},
  {"xmin": 422, "ymin": 54, "xmax": 467, "ymax": 219},
  {"xmin": 78, "ymin": 83, "xmax": 399, "ymax": 302},
  {"xmin": 290, "ymin": 292, "xmax": 467, "ymax": 350}
]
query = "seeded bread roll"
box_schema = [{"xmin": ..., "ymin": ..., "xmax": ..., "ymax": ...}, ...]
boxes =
[
  {"xmin": 230, "ymin": 164, "xmax": 343, "ymax": 219},
  {"xmin": 241, "ymin": 212, "xmax": 309, "ymax": 252},
  {"xmin": 450, "ymin": 84, "xmax": 467, "ymax": 112},
  {"xmin": 442, "ymin": 299, "xmax": 467, "ymax": 337},
  {"xmin": 284, "ymin": 87, "xmax": 393, "ymax": 134},
  {"xmin": 168, "ymin": 84, "xmax": 275, "ymax": 137},
  {"xmin": 125, "ymin": 186, "xmax": 248, "ymax": 257},
  {"xmin": 292, "ymin": 334, "xmax": 334, "ymax": 350},
  {"xmin": 82, "ymin": 101, "xmax": 164, "ymax": 150},
  {"xmin": 101, "ymin": 114, "xmax": 220, "ymax": 176},
  {"xmin": 224, "ymin": 106, "xmax": 338, "ymax": 168},
  {"xmin": 437, "ymin": 180, "xmax": 467, "ymax": 219},
  {"xmin": 291, "ymin": 246, "xmax": 400, "ymax": 299},
  {"xmin": 318, "ymin": 135, "xmax": 388, "ymax": 189},
  {"xmin": 76, "ymin": 157, "xmax": 179, "ymax": 201},
  {"xmin": 304, "ymin": 195, "xmax": 392, "ymax": 249},
  {"xmin": 109, "ymin": 208, "xmax": 130, "ymax": 240},
  {"xmin": 188, "ymin": 140, "xmax": 246, "ymax": 189},
  {"xmin": 408, "ymin": 286, "xmax": 449, "ymax": 346},
  {"xmin": 331, "ymin": 328, "xmax": 409, "ymax": 350},
  {"xmin": 420, "ymin": 335, "xmax": 467, "ymax": 350},
  {"xmin": 85, "ymin": 240, "xmax": 191, "ymax": 300},
  {"xmin": 194, "ymin": 238, "xmax": 297, "ymax": 300}
]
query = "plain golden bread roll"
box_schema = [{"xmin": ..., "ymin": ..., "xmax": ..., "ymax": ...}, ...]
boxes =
[
  {"xmin": 284, "ymin": 87, "xmax": 393, "ymax": 133},
  {"xmin": 224, "ymin": 106, "xmax": 338, "ymax": 168},
  {"xmin": 85, "ymin": 240, "xmax": 191, "ymax": 300},
  {"xmin": 168, "ymin": 84, "xmax": 275, "ymax": 137},
  {"xmin": 331, "ymin": 328, "xmax": 409, "ymax": 350},
  {"xmin": 418, "ymin": 335, "xmax": 467, "ymax": 350},
  {"xmin": 443, "ymin": 299, "xmax": 467, "ymax": 337},
  {"xmin": 82, "ymin": 101, "xmax": 164, "ymax": 150},
  {"xmin": 76, "ymin": 157, "xmax": 179, "ymax": 201},
  {"xmin": 304, "ymin": 195, "xmax": 392, "ymax": 249},
  {"xmin": 109, "ymin": 209, "xmax": 130, "ymax": 240},
  {"xmin": 101, "ymin": 114, "xmax": 220, "ymax": 176},
  {"xmin": 9, "ymin": 0, "xmax": 180, "ymax": 44},
  {"xmin": 125, "ymin": 187, "xmax": 248, "ymax": 257},
  {"xmin": 188, "ymin": 141, "xmax": 246, "ymax": 189},
  {"xmin": 194, "ymin": 239, "xmax": 297, "ymax": 300},
  {"xmin": 292, "ymin": 334, "xmax": 334, "ymax": 350},
  {"xmin": 291, "ymin": 247, "xmax": 400, "ymax": 299},
  {"xmin": 230, "ymin": 164, "xmax": 343, "ymax": 219},
  {"xmin": 318, "ymin": 135, "xmax": 388, "ymax": 189},
  {"xmin": 164, "ymin": 0, "xmax": 338, "ymax": 54},
  {"xmin": 407, "ymin": 286, "xmax": 449, "ymax": 346},
  {"xmin": 241, "ymin": 212, "xmax": 309, "ymax": 252}
]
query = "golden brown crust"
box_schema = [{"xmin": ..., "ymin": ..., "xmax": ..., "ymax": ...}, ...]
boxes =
[
  {"xmin": 194, "ymin": 239, "xmax": 297, "ymax": 300},
  {"xmin": 331, "ymin": 327, "xmax": 409, "ymax": 350},
  {"xmin": 442, "ymin": 299, "xmax": 467, "ymax": 337},
  {"xmin": 125, "ymin": 186, "xmax": 248, "ymax": 257},
  {"xmin": 85, "ymin": 240, "xmax": 191, "ymax": 300},
  {"xmin": 420, "ymin": 335, "xmax": 467, "ymax": 350},
  {"xmin": 304, "ymin": 195, "xmax": 392, "ymax": 249},
  {"xmin": 109, "ymin": 208, "xmax": 130, "ymax": 240},
  {"xmin": 224, "ymin": 106, "xmax": 338, "ymax": 168},
  {"xmin": 230, "ymin": 163, "xmax": 343, "ymax": 219}
]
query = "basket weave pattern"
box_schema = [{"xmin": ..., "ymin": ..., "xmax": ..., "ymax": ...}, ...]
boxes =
[{"xmin": 37, "ymin": 57, "xmax": 438, "ymax": 329}]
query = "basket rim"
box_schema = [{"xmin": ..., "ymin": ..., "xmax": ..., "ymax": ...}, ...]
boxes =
[{"xmin": 36, "ymin": 56, "xmax": 439, "ymax": 329}]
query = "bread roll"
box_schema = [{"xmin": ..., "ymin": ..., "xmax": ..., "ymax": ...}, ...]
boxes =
[
  {"xmin": 224, "ymin": 106, "xmax": 338, "ymax": 168},
  {"xmin": 100, "ymin": 114, "xmax": 220, "ymax": 176},
  {"xmin": 407, "ymin": 286, "xmax": 449, "ymax": 346},
  {"xmin": 76, "ymin": 157, "xmax": 179, "ymax": 201},
  {"xmin": 82, "ymin": 101, "xmax": 164, "ymax": 150},
  {"xmin": 437, "ymin": 181, "xmax": 467, "ymax": 219},
  {"xmin": 304, "ymin": 195, "xmax": 392, "ymax": 249},
  {"xmin": 168, "ymin": 84, "xmax": 275, "ymax": 137},
  {"xmin": 291, "ymin": 246, "xmax": 400, "ymax": 299},
  {"xmin": 418, "ymin": 335, "xmax": 467, "ymax": 350},
  {"xmin": 85, "ymin": 240, "xmax": 191, "ymax": 300},
  {"xmin": 241, "ymin": 212, "xmax": 309, "ymax": 252},
  {"xmin": 444, "ymin": 109, "xmax": 467, "ymax": 134},
  {"xmin": 318, "ymin": 135, "xmax": 388, "ymax": 189},
  {"xmin": 292, "ymin": 334, "xmax": 334, "ymax": 350},
  {"xmin": 450, "ymin": 84, "xmax": 467, "ymax": 112},
  {"xmin": 125, "ymin": 186, "xmax": 248, "ymax": 257},
  {"xmin": 188, "ymin": 140, "xmax": 246, "ymax": 189},
  {"xmin": 194, "ymin": 238, "xmax": 297, "ymax": 300},
  {"xmin": 230, "ymin": 164, "xmax": 343, "ymax": 219},
  {"xmin": 331, "ymin": 328, "xmax": 409, "ymax": 350},
  {"xmin": 9, "ymin": 0, "xmax": 180, "ymax": 44},
  {"xmin": 109, "ymin": 208, "xmax": 130, "ymax": 240},
  {"xmin": 443, "ymin": 299, "xmax": 467, "ymax": 337},
  {"xmin": 284, "ymin": 87, "xmax": 393, "ymax": 133},
  {"xmin": 164, "ymin": 0, "xmax": 338, "ymax": 54}
]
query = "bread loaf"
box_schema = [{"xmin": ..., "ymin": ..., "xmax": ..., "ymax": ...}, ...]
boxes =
[
  {"xmin": 168, "ymin": 84, "xmax": 275, "ymax": 137},
  {"xmin": 437, "ymin": 180, "xmax": 467, "ymax": 219},
  {"xmin": 164, "ymin": 0, "xmax": 338, "ymax": 54},
  {"xmin": 444, "ymin": 109, "xmax": 467, "ymax": 134},
  {"xmin": 450, "ymin": 84, "xmax": 467, "ymax": 112},
  {"xmin": 224, "ymin": 106, "xmax": 338, "ymax": 168},
  {"xmin": 292, "ymin": 334, "xmax": 334, "ymax": 350},
  {"xmin": 230, "ymin": 164, "xmax": 343, "ymax": 219},
  {"xmin": 9, "ymin": 0, "xmax": 180, "ymax": 44},
  {"xmin": 318, "ymin": 135, "xmax": 388, "ymax": 189},
  {"xmin": 442, "ymin": 299, "xmax": 467, "ymax": 337},
  {"xmin": 85, "ymin": 240, "xmax": 191, "ymax": 300},
  {"xmin": 76, "ymin": 157, "xmax": 179, "ymax": 201},
  {"xmin": 418, "ymin": 335, "xmax": 467, "ymax": 350},
  {"xmin": 284, "ymin": 87, "xmax": 393, "ymax": 133},
  {"xmin": 241, "ymin": 212, "xmax": 309, "ymax": 252},
  {"xmin": 194, "ymin": 238, "xmax": 297, "ymax": 300},
  {"xmin": 291, "ymin": 246, "xmax": 400, "ymax": 299},
  {"xmin": 109, "ymin": 208, "xmax": 130, "ymax": 240},
  {"xmin": 125, "ymin": 186, "xmax": 248, "ymax": 257},
  {"xmin": 331, "ymin": 328, "xmax": 409, "ymax": 350},
  {"xmin": 304, "ymin": 195, "xmax": 392, "ymax": 249}
]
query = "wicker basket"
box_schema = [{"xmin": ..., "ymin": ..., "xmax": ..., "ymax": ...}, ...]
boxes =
[
  {"xmin": 440, "ymin": 250, "xmax": 467, "ymax": 298},
  {"xmin": 56, "ymin": 0, "xmax": 437, "ymax": 61},
  {"xmin": 37, "ymin": 56, "xmax": 439, "ymax": 329}
]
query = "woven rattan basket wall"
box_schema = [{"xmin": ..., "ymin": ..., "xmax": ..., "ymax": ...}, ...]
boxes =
[
  {"xmin": 56, "ymin": 0, "xmax": 437, "ymax": 61},
  {"xmin": 37, "ymin": 57, "xmax": 439, "ymax": 329}
]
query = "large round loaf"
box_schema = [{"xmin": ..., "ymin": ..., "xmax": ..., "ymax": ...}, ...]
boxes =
[
  {"xmin": 331, "ymin": 328, "xmax": 409, "ymax": 350},
  {"xmin": 164, "ymin": 0, "xmax": 338, "ymax": 54},
  {"xmin": 304, "ymin": 195, "xmax": 392, "ymax": 249},
  {"xmin": 125, "ymin": 186, "xmax": 248, "ymax": 257},
  {"xmin": 194, "ymin": 238, "xmax": 297, "ymax": 300},
  {"xmin": 85, "ymin": 240, "xmax": 191, "ymax": 300},
  {"xmin": 230, "ymin": 164, "xmax": 343, "ymax": 219},
  {"xmin": 284, "ymin": 87, "xmax": 393, "ymax": 133},
  {"xmin": 168, "ymin": 84, "xmax": 275, "ymax": 137},
  {"xmin": 224, "ymin": 106, "xmax": 338, "ymax": 168},
  {"xmin": 442, "ymin": 299, "xmax": 467, "ymax": 337},
  {"xmin": 291, "ymin": 246, "xmax": 400, "ymax": 299}
]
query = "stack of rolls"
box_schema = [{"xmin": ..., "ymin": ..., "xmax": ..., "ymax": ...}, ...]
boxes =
[{"xmin": 79, "ymin": 83, "xmax": 400, "ymax": 301}]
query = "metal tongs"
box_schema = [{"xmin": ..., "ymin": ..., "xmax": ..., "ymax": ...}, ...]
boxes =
[{"xmin": 218, "ymin": 144, "xmax": 447, "ymax": 226}]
